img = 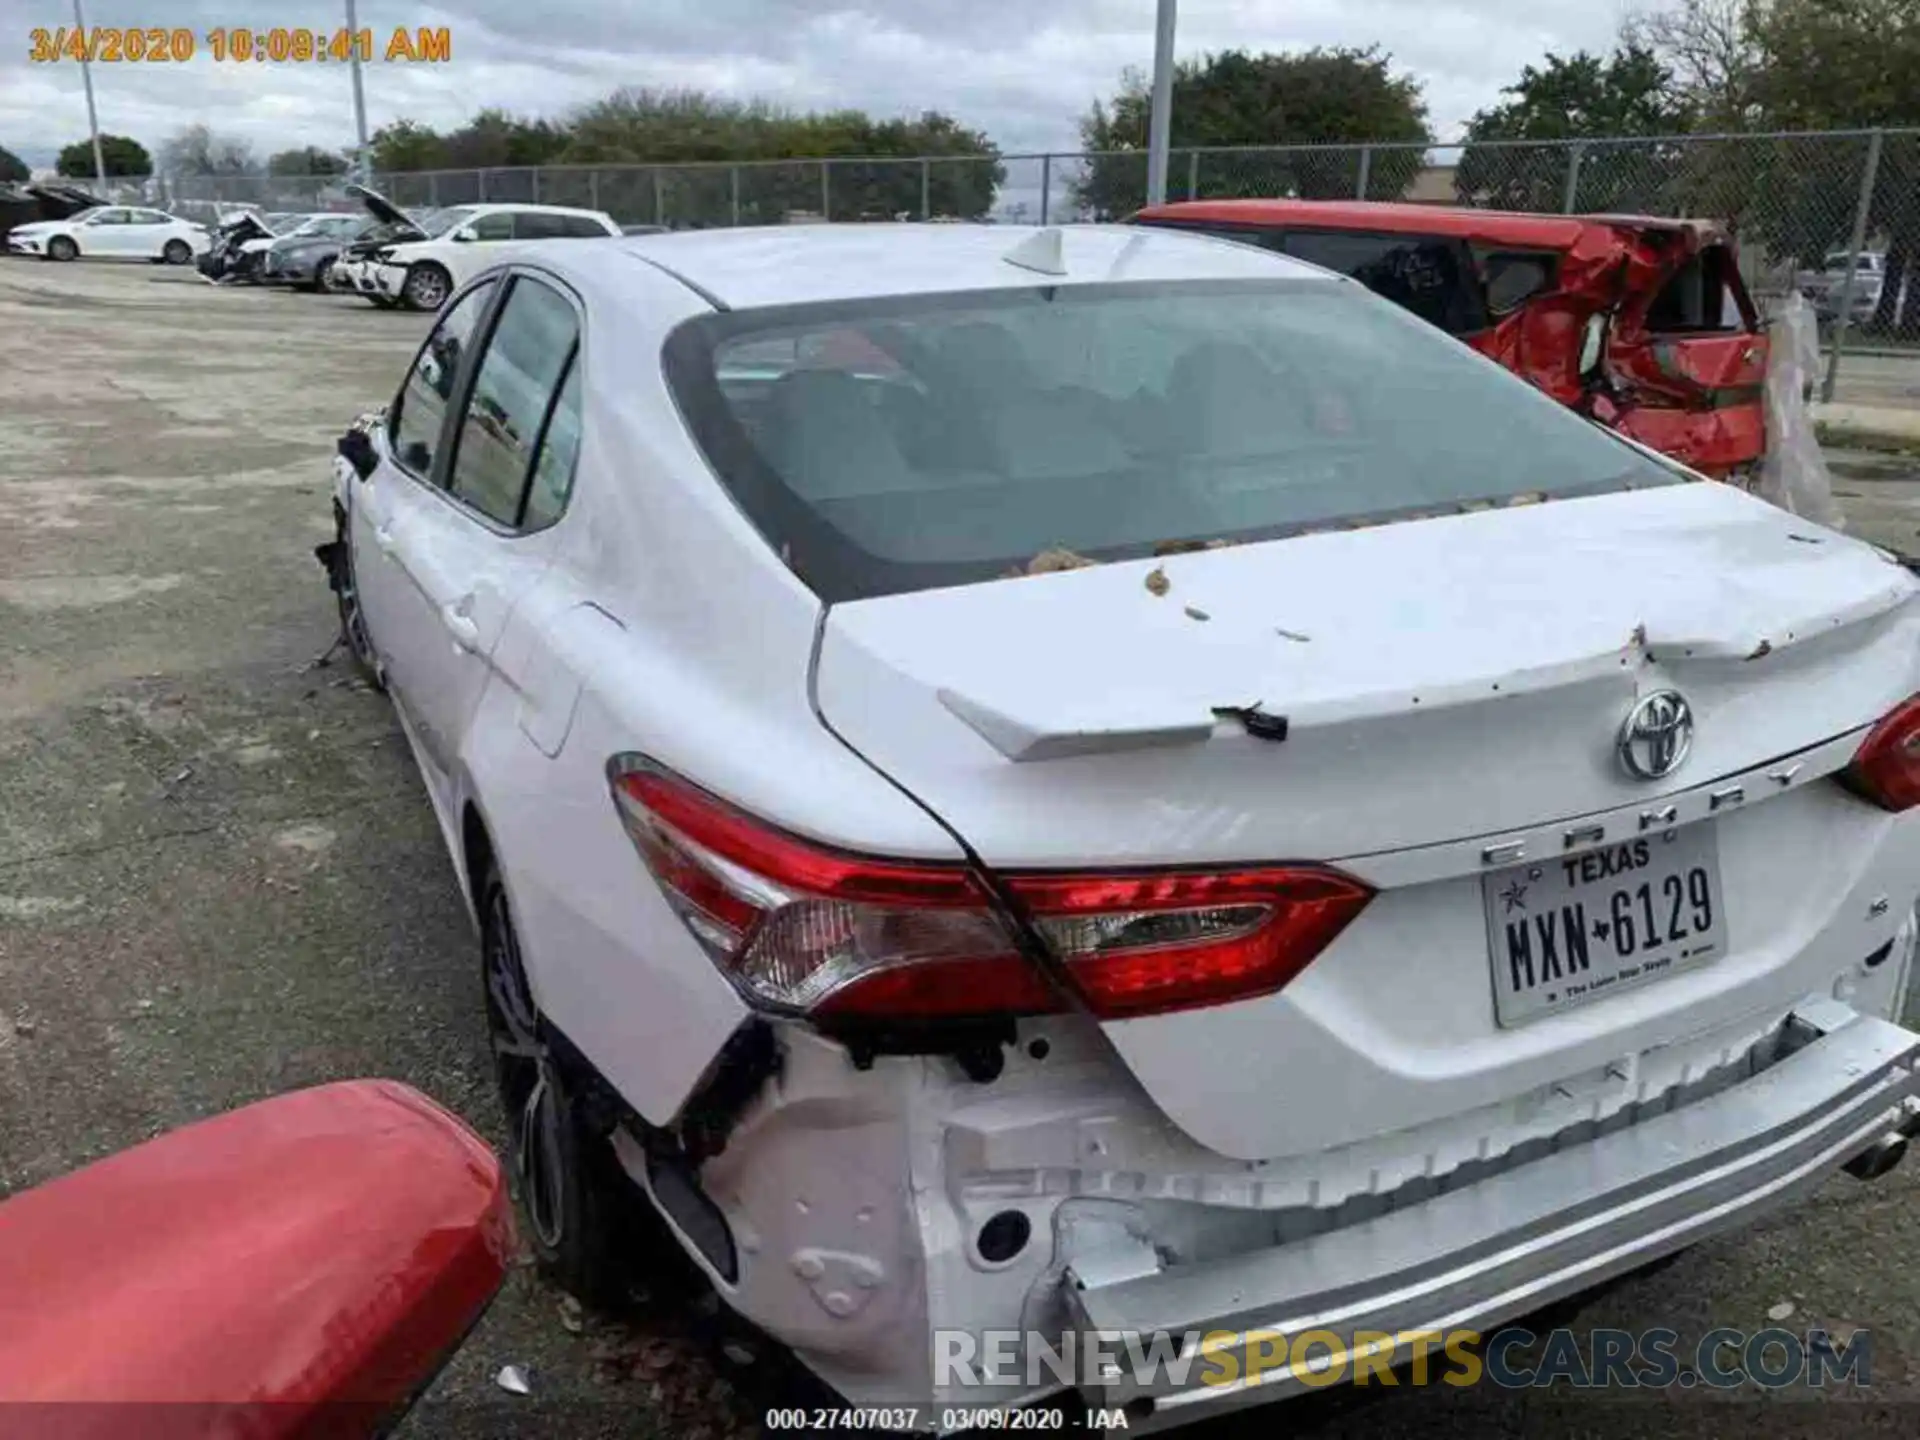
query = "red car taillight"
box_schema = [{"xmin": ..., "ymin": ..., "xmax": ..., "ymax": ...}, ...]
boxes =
[
  {"xmin": 609, "ymin": 758, "xmax": 1371, "ymax": 1023},
  {"xmin": 1842, "ymin": 693, "xmax": 1920, "ymax": 812}
]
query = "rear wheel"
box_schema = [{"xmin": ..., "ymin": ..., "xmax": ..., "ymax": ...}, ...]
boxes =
[
  {"xmin": 401, "ymin": 261, "xmax": 451, "ymax": 311},
  {"xmin": 162, "ymin": 238, "xmax": 192, "ymax": 265},
  {"xmin": 46, "ymin": 235, "xmax": 77, "ymax": 262},
  {"xmin": 480, "ymin": 859, "xmax": 641, "ymax": 1309},
  {"xmin": 307, "ymin": 257, "xmax": 333, "ymax": 293}
]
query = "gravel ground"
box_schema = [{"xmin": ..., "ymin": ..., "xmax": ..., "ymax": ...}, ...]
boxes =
[{"xmin": 3, "ymin": 257, "xmax": 1920, "ymax": 1439}]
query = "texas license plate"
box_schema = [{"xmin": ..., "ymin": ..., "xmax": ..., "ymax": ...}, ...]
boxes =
[{"xmin": 1483, "ymin": 826, "xmax": 1728, "ymax": 1027}]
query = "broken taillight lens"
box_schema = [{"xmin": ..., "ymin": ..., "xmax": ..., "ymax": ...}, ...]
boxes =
[
  {"xmin": 608, "ymin": 757, "xmax": 1372, "ymax": 1023},
  {"xmin": 1842, "ymin": 693, "xmax": 1920, "ymax": 812}
]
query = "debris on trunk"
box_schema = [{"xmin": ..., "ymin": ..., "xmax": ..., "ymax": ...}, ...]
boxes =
[
  {"xmin": 558, "ymin": 1294, "xmax": 586, "ymax": 1334},
  {"xmin": 1746, "ymin": 638, "xmax": 1774, "ymax": 661},
  {"xmin": 1767, "ymin": 1300, "xmax": 1796, "ymax": 1322},
  {"xmin": 1153, "ymin": 538, "xmax": 1209, "ymax": 556},
  {"xmin": 1144, "ymin": 566, "xmax": 1170, "ymax": 597},
  {"xmin": 1023, "ymin": 547, "xmax": 1098, "ymax": 575},
  {"xmin": 1275, "ymin": 627, "xmax": 1310, "ymax": 643},
  {"xmin": 1506, "ymin": 491, "xmax": 1546, "ymax": 507},
  {"xmin": 494, "ymin": 1364, "xmax": 531, "ymax": 1395},
  {"xmin": 1184, "ymin": 605, "xmax": 1211, "ymax": 622}
]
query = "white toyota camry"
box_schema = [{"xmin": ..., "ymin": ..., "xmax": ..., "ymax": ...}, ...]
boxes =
[
  {"xmin": 5, "ymin": 204, "xmax": 209, "ymax": 263},
  {"xmin": 320, "ymin": 223, "xmax": 1920, "ymax": 1428}
]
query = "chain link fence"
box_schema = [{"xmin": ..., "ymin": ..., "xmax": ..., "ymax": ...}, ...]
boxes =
[{"xmin": 143, "ymin": 128, "xmax": 1920, "ymax": 395}]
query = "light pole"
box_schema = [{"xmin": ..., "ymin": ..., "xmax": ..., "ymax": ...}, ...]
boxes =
[
  {"xmin": 1145, "ymin": 0, "xmax": 1177, "ymax": 205},
  {"xmin": 345, "ymin": 0, "xmax": 371, "ymax": 181},
  {"xmin": 71, "ymin": 0, "xmax": 107, "ymax": 185}
]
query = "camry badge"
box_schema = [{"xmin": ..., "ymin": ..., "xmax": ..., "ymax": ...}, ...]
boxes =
[{"xmin": 1618, "ymin": 690, "xmax": 1694, "ymax": 780}]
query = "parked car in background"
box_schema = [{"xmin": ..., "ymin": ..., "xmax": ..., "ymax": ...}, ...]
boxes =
[
  {"xmin": 328, "ymin": 186, "xmax": 479, "ymax": 307},
  {"xmin": 319, "ymin": 224, "xmax": 1920, "ymax": 1429},
  {"xmin": 361, "ymin": 200, "xmax": 621, "ymax": 310},
  {"xmin": 1133, "ymin": 200, "xmax": 1769, "ymax": 480},
  {"xmin": 4, "ymin": 204, "xmax": 210, "ymax": 265},
  {"xmin": 196, "ymin": 208, "xmax": 279, "ymax": 282},
  {"xmin": 255, "ymin": 212, "xmax": 371, "ymax": 290},
  {"xmin": 1813, "ymin": 248, "xmax": 1889, "ymax": 328}
]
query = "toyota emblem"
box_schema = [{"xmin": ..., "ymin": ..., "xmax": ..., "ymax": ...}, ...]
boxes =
[{"xmin": 1618, "ymin": 690, "xmax": 1695, "ymax": 780}]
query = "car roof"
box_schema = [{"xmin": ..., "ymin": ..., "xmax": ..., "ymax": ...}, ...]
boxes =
[
  {"xmin": 574, "ymin": 222, "xmax": 1329, "ymax": 309},
  {"xmin": 1138, "ymin": 199, "xmax": 1730, "ymax": 250},
  {"xmin": 464, "ymin": 202, "xmax": 609, "ymax": 217},
  {"xmin": 1138, "ymin": 199, "xmax": 1595, "ymax": 248}
]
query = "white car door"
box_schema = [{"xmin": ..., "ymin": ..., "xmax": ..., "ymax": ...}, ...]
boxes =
[
  {"xmin": 355, "ymin": 273, "xmax": 581, "ymax": 815},
  {"xmin": 124, "ymin": 209, "xmax": 175, "ymax": 257},
  {"xmin": 78, "ymin": 208, "xmax": 134, "ymax": 255},
  {"xmin": 443, "ymin": 209, "xmax": 517, "ymax": 290}
]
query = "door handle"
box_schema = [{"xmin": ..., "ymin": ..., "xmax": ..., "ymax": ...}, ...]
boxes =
[
  {"xmin": 373, "ymin": 524, "xmax": 398, "ymax": 556},
  {"xmin": 442, "ymin": 601, "xmax": 481, "ymax": 652}
]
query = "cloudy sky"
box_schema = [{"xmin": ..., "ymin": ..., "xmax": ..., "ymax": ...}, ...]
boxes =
[{"xmin": 5, "ymin": 0, "xmax": 1641, "ymax": 169}]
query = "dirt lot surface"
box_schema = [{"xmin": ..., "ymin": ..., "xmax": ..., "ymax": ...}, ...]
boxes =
[{"xmin": 4, "ymin": 258, "xmax": 1920, "ymax": 1439}]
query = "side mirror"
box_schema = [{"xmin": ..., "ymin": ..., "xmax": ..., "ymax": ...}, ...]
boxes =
[
  {"xmin": 451, "ymin": 227, "xmax": 475, "ymax": 243},
  {"xmin": 337, "ymin": 428, "xmax": 379, "ymax": 482},
  {"xmin": 1577, "ymin": 313, "xmax": 1608, "ymax": 378}
]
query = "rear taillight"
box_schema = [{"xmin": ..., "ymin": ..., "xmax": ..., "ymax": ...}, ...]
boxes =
[
  {"xmin": 1842, "ymin": 693, "xmax": 1920, "ymax": 811},
  {"xmin": 609, "ymin": 758, "xmax": 1371, "ymax": 1024}
]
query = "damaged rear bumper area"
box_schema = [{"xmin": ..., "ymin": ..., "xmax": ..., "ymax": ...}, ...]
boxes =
[{"xmin": 1067, "ymin": 1001, "xmax": 1920, "ymax": 1432}]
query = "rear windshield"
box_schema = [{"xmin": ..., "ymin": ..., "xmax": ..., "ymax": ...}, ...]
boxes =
[{"xmin": 664, "ymin": 279, "xmax": 1679, "ymax": 602}]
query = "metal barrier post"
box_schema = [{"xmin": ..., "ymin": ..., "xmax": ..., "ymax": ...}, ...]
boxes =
[
  {"xmin": 1186, "ymin": 150, "xmax": 1199, "ymax": 199},
  {"xmin": 730, "ymin": 166, "xmax": 740, "ymax": 226},
  {"xmin": 530, "ymin": 167, "xmax": 540, "ymax": 202},
  {"xmin": 477, "ymin": 168, "xmax": 488, "ymax": 202},
  {"xmin": 1356, "ymin": 144, "xmax": 1372, "ymax": 200},
  {"xmin": 589, "ymin": 170, "xmax": 599, "ymax": 212},
  {"xmin": 821, "ymin": 160, "xmax": 832, "ymax": 219},
  {"xmin": 429, "ymin": 171, "xmax": 439, "ymax": 206},
  {"xmin": 1823, "ymin": 128, "xmax": 1885, "ymax": 404},
  {"xmin": 1040, "ymin": 154, "xmax": 1052, "ymax": 224},
  {"xmin": 653, "ymin": 169, "xmax": 665, "ymax": 227},
  {"xmin": 1561, "ymin": 144, "xmax": 1584, "ymax": 213},
  {"xmin": 921, "ymin": 158, "xmax": 931, "ymax": 220}
]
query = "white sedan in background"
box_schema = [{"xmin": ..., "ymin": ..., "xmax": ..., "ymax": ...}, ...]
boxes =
[
  {"xmin": 6, "ymin": 205, "xmax": 209, "ymax": 264},
  {"xmin": 360, "ymin": 202, "xmax": 620, "ymax": 310},
  {"xmin": 320, "ymin": 224, "xmax": 1920, "ymax": 1428}
]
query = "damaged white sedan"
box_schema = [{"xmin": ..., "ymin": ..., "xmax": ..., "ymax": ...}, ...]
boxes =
[{"xmin": 321, "ymin": 224, "xmax": 1920, "ymax": 1430}]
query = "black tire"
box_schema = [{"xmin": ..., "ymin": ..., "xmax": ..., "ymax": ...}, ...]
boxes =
[
  {"xmin": 306, "ymin": 257, "xmax": 333, "ymax": 293},
  {"xmin": 46, "ymin": 235, "xmax": 77, "ymax": 262},
  {"xmin": 162, "ymin": 238, "xmax": 192, "ymax": 265},
  {"xmin": 480, "ymin": 859, "xmax": 641, "ymax": 1310},
  {"xmin": 401, "ymin": 261, "xmax": 451, "ymax": 311},
  {"xmin": 329, "ymin": 503, "xmax": 383, "ymax": 689}
]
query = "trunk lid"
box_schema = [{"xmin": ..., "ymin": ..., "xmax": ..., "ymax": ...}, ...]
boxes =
[{"xmin": 814, "ymin": 483, "xmax": 1919, "ymax": 1158}]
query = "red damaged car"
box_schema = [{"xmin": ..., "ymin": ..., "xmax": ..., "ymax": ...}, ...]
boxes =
[{"xmin": 1132, "ymin": 200, "xmax": 1767, "ymax": 479}]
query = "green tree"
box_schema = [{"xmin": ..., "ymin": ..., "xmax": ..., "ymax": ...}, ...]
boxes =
[
  {"xmin": 1072, "ymin": 48, "xmax": 1431, "ymax": 220},
  {"xmin": 367, "ymin": 119, "xmax": 448, "ymax": 174},
  {"xmin": 0, "ymin": 144, "xmax": 28, "ymax": 183},
  {"xmin": 267, "ymin": 145, "xmax": 347, "ymax": 177},
  {"xmin": 561, "ymin": 89, "xmax": 1001, "ymax": 223},
  {"xmin": 54, "ymin": 133, "xmax": 151, "ymax": 178},
  {"xmin": 1454, "ymin": 46, "xmax": 1693, "ymax": 212},
  {"xmin": 440, "ymin": 109, "xmax": 569, "ymax": 169}
]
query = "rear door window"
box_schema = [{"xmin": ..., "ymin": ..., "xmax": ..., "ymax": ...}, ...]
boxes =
[
  {"xmin": 1474, "ymin": 249, "xmax": 1558, "ymax": 315},
  {"xmin": 467, "ymin": 211, "xmax": 516, "ymax": 241},
  {"xmin": 445, "ymin": 276, "xmax": 581, "ymax": 527},
  {"xmin": 1280, "ymin": 230, "xmax": 1490, "ymax": 335}
]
